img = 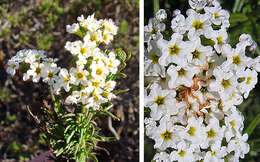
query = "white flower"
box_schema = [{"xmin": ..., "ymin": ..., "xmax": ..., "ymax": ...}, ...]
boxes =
[
  {"xmin": 204, "ymin": 5, "xmax": 230, "ymax": 28},
  {"xmin": 221, "ymin": 44, "xmax": 249, "ymax": 72},
  {"xmin": 181, "ymin": 117, "xmax": 206, "ymax": 146},
  {"xmin": 236, "ymin": 68, "xmax": 257, "ymax": 98},
  {"xmin": 227, "ymin": 133, "xmax": 250, "ymax": 159},
  {"xmin": 153, "ymin": 152, "xmax": 171, "ymax": 162},
  {"xmin": 167, "ymin": 65, "xmax": 200, "ymax": 88},
  {"xmin": 157, "ymin": 33, "xmax": 190, "ymax": 66},
  {"xmin": 66, "ymin": 23, "xmax": 80, "ymax": 34},
  {"xmin": 189, "ymin": 0, "xmax": 208, "ymax": 10},
  {"xmin": 23, "ymin": 62, "xmax": 44, "ymax": 82},
  {"xmin": 186, "ymin": 37, "xmax": 213, "ymax": 66},
  {"xmin": 209, "ymin": 67, "xmax": 237, "ymax": 100},
  {"xmin": 6, "ymin": 59, "xmax": 19, "ymax": 76},
  {"xmin": 208, "ymin": 28, "xmax": 228, "ymax": 53},
  {"xmin": 54, "ymin": 68, "xmax": 71, "ymax": 93},
  {"xmin": 204, "ymin": 141, "xmax": 227, "ymax": 162},
  {"xmin": 155, "ymin": 9, "xmax": 167, "ymax": 21},
  {"xmin": 42, "ymin": 62, "xmax": 59, "ymax": 85},
  {"xmin": 70, "ymin": 67, "xmax": 89, "ymax": 86},
  {"xmin": 186, "ymin": 9, "xmax": 212, "ymax": 39},
  {"xmin": 145, "ymin": 40, "xmax": 165, "ymax": 77},
  {"xmin": 170, "ymin": 141, "xmax": 195, "ymax": 162},
  {"xmin": 171, "ymin": 14, "xmax": 187, "ymax": 34},
  {"xmin": 107, "ymin": 51, "xmax": 120, "ymax": 74},
  {"xmin": 201, "ymin": 117, "xmax": 225, "ymax": 148},
  {"xmin": 152, "ymin": 116, "xmax": 180, "ymax": 150},
  {"xmin": 145, "ymin": 83, "xmax": 177, "ymax": 120},
  {"xmin": 90, "ymin": 61, "xmax": 109, "ymax": 80},
  {"xmin": 144, "ymin": 18, "xmax": 165, "ymax": 42}
]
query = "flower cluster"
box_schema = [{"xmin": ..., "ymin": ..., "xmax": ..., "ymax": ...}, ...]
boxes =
[
  {"xmin": 144, "ymin": 0, "xmax": 259, "ymax": 161},
  {"xmin": 7, "ymin": 14, "xmax": 120, "ymax": 110}
]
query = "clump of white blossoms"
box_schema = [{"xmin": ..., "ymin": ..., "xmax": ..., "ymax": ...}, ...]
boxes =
[
  {"xmin": 144, "ymin": 0, "xmax": 259, "ymax": 161},
  {"xmin": 6, "ymin": 14, "xmax": 129, "ymax": 161},
  {"xmin": 7, "ymin": 14, "xmax": 120, "ymax": 110}
]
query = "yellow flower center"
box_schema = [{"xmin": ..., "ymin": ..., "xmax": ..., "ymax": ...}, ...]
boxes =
[
  {"xmin": 216, "ymin": 36, "xmax": 224, "ymax": 45},
  {"xmin": 80, "ymin": 47, "xmax": 87, "ymax": 54},
  {"xmin": 192, "ymin": 21, "xmax": 204, "ymax": 30},
  {"xmin": 206, "ymin": 128, "xmax": 216, "ymax": 139},
  {"xmin": 232, "ymin": 56, "xmax": 241, "ymax": 65},
  {"xmin": 177, "ymin": 68, "xmax": 187, "ymax": 77},
  {"xmin": 64, "ymin": 75, "xmax": 70, "ymax": 83},
  {"xmin": 76, "ymin": 72, "xmax": 84, "ymax": 80},
  {"xmin": 230, "ymin": 120, "xmax": 235, "ymax": 128},
  {"xmin": 48, "ymin": 72, "xmax": 54, "ymax": 79},
  {"xmin": 221, "ymin": 79, "xmax": 231, "ymax": 89},
  {"xmin": 178, "ymin": 150, "xmax": 186, "ymax": 157},
  {"xmin": 35, "ymin": 67, "xmax": 41, "ymax": 75},
  {"xmin": 96, "ymin": 68, "xmax": 103, "ymax": 75},
  {"xmin": 246, "ymin": 77, "xmax": 252, "ymax": 85},
  {"xmin": 214, "ymin": 12, "xmax": 220, "ymax": 19},
  {"xmin": 188, "ymin": 126, "xmax": 196, "ymax": 136},
  {"xmin": 169, "ymin": 44, "xmax": 180, "ymax": 55}
]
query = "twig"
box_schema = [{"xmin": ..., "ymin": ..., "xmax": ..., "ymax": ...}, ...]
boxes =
[
  {"xmin": 108, "ymin": 116, "xmax": 120, "ymax": 140},
  {"xmin": 26, "ymin": 105, "xmax": 40, "ymax": 124}
]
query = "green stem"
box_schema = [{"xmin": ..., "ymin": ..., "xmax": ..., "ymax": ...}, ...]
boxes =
[
  {"xmin": 245, "ymin": 113, "xmax": 260, "ymax": 137},
  {"xmin": 237, "ymin": 0, "xmax": 245, "ymax": 13},
  {"xmin": 153, "ymin": 0, "xmax": 159, "ymax": 16},
  {"xmin": 233, "ymin": 0, "xmax": 240, "ymax": 13}
]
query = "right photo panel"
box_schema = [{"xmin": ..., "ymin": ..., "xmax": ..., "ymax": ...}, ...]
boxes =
[{"xmin": 144, "ymin": 0, "xmax": 260, "ymax": 161}]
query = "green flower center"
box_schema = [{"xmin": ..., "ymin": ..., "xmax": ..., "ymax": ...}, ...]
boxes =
[
  {"xmin": 192, "ymin": 49, "xmax": 200, "ymax": 59},
  {"xmin": 35, "ymin": 67, "xmax": 41, "ymax": 75},
  {"xmin": 151, "ymin": 53, "xmax": 160, "ymax": 64},
  {"xmin": 151, "ymin": 27, "xmax": 157, "ymax": 34},
  {"xmin": 237, "ymin": 77, "xmax": 245, "ymax": 83},
  {"xmin": 154, "ymin": 96, "xmax": 165, "ymax": 106},
  {"xmin": 161, "ymin": 129, "xmax": 173, "ymax": 141},
  {"xmin": 177, "ymin": 68, "xmax": 186, "ymax": 77}
]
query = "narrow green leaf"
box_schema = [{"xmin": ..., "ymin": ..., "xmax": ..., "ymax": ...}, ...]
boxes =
[
  {"xmin": 66, "ymin": 130, "xmax": 76, "ymax": 144},
  {"xmin": 102, "ymin": 110, "xmax": 120, "ymax": 121},
  {"xmin": 54, "ymin": 147, "xmax": 65, "ymax": 157},
  {"xmin": 89, "ymin": 153, "xmax": 98, "ymax": 162},
  {"xmin": 230, "ymin": 13, "xmax": 248, "ymax": 24},
  {"xmin": 245, "ymin": 113, "xmax": 260, "ymax": 136},
  {"xmin": 112, "ymin": 88, "xmax": 129, "ymax": 95}
]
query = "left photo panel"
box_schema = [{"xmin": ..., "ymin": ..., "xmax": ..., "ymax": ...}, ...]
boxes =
[{"xmin": 0, "ymin": 1, "xmax": 139, "ymax": 161}]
